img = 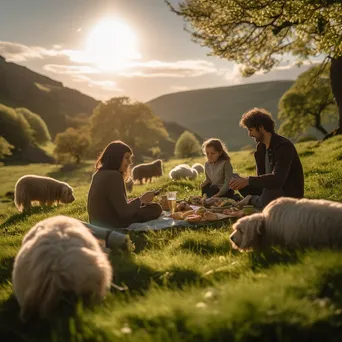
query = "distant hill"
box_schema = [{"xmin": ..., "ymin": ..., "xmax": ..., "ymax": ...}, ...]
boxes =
[
  {"xmin": 147, "ymin": 81, "xmax": 296, "ymax": 150},
  {"xmin": 0, "ymin": 56, "xmax": 202, "ymax": 160},
  {"xmin": 0, "ymin": 56, "xmax": 99, "ymax": 137}
]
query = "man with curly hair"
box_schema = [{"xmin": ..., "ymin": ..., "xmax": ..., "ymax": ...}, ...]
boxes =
[{"xmin": 229, "ymin": 108, "xmax": 304, "ymax": 209}]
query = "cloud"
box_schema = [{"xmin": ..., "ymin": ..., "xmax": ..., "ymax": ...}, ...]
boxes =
[
  {"xmin": 43, "ymin": 64, "xmax": 101, "ymax": 75},
  {"xmin": 170, "ymin": 85, "xmax": 190, "ymax": 91},
  {"xmin": 224, "ymin": 58, "xmax": 325, "ymax": 85},
  {"xmin": 120, "ymin": 60, "xmax": 218, "ymax": 78},
  {"xmin": 87, "ymin": 79, "xmax": 122, "ymax": 92},
  {"xmin": 0, "ymin": 41, "xmax": 58, "ymax": 62}
]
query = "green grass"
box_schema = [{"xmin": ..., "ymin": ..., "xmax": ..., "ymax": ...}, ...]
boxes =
[{"xmin": 1, "ymin": 137, "xmax": 342, "ymax": 341}]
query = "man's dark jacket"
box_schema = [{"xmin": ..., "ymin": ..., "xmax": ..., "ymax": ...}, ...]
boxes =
[{"xmin": 248, "ymin": 133, "xmax": 304, "ymax": 205}]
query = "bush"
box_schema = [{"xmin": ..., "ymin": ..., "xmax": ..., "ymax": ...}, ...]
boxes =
[
  {"xmin": 16, "ymin": 107, "xmax": 51, "ymax": 145},
  {"xmin": 54, "ymin": 128, "xmax": 91, "ymax": 164},
  {"xmin": 174, "ymin": 131, "xmax": 202, "ymax": 158},
  {"xmin": 0, "ymin": 104, "xmax": 33, "ymax": 150},
  {"xmin": 0, "ymin": 136, "xmax": 13, "ymax": 159}
]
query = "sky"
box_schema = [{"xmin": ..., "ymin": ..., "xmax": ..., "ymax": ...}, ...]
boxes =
[{"xmin": 0, "ymin": 0, "xmax": 322, "ymax": 102}]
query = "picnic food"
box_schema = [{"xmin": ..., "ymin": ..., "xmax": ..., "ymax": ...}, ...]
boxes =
[
  {"xmin": 223, "ymin": 207, "xmax": 244, "ymax": 218},
  {"xmin": 243, "ymin": 205, "xmax": 256, "ymax": 215},
  {"xmin": 195, "ymin": 207, "xmax": 207, "ymax": 215},
  {"xmin": 188, "ymin": 196, "xmax": 203, "ymax": 205},
  {"xmin": 172, "ymin": 212, "xmax": 184, "ymax": 220},
  {"xmin": 176, "ymin": 201, "xmax": 191, "ymax": 212},
  {"xmin": 202, "ymin": 211, "xmax": 218, "ymax": 221},
  {"xmin": 186, "ymin": 214, "xmax": 202, "ymax": 223},
  {"xmin": 181, "ymin": 210, "xmax": 195, "ymax": 219}
]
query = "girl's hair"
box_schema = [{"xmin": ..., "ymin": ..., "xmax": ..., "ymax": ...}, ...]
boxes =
[
  {"xmin": 95, "ymin": 141, "xmax": 133, "ymax": 179},
  {"xmin": 202, "ymin": 138, "xmax": 230, "ymax": 161}
]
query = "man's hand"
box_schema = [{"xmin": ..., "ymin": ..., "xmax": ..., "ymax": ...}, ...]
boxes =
[
  {"xmin": 229, "ymin": 177, "xmax": 249, "ymax": 190},
  {"xmin": 140, "ymin": 191, "xmax": 155, "ymax": 204}
]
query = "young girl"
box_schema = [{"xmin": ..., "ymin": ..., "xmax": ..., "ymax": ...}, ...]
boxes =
[
  {"xmin": 201, "ymin": 138, "xmax": 239, "ymax": 199},
  {"xmin": 87, "ymin": 140, "xmax": 162, "ymax": 229}
]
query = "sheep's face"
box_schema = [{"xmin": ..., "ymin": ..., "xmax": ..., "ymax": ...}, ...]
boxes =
[
  {"xmin": 230, "ymin": 213, "xmax": 265, "ymax": 251},
  {"xmin": 61, "ymin": 185, "xmax": 75, "ymax": 204}
]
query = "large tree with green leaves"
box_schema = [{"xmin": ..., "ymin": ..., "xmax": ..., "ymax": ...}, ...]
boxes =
[
  {"xmin": 167, "ymin": 0, "xmax": 342, "ymax": 137},
  {"xmin": 54, "ymin": 127, "xmax": 91, "ymax": 164},
  {"xmin": 90, "ymin": 97, "xmax": 169, "ymax": 156},
  {"xmin": 278, "ymin": 63, "xmax": 337, "ymax": 138}
]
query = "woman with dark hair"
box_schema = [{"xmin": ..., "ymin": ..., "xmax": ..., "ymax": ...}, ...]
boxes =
[{"xmin": 87, "ymin": 141, "xmax": 162, "ymax": 229}]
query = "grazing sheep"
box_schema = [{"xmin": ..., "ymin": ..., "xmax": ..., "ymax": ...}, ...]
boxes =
[
  {"xmin": 14, "ymin": 175, "xmax": 75, "ymax": 212},
  {"xmin": 169, "ymin": 164, "xmax": 198, "ymax": 180},
  {"xmin": 12, "ymin": 215, "xmax": 113, "ymax": 321},
  {"xmin": 132, "ymin": 159, "xmax": 163, "ymax": 184},
  {"xmin": 125, "ymin": 177, "xmax": 134, "ymax": 193},
  {"xmin": 191, "ymin": 163, "xmax": 204, "ymax": 174},
  {"xmin": 230, "ymin": 197, "xmax": 342, "ymax": 251}
]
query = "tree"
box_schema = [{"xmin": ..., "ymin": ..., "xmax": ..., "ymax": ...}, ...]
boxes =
[
  {"xmin": 174, "ymin": 131, "xmax": 202, "ymax": 158},
  {"xmin": 0, "ymin": 136, "xmax": 13, "ymax": 159},
  {"xmin": 0, "ymin": 104, "xmax": 33, "ymax": 150},
  {"xmin": 278, "ymin": 63, "xmax": 337, "ymax": 138},
  {"xmin": 90, "ymin": 97, "xmax": 169, "ymax": 155},
  {"xmin": 54, "ymin": 128, "xmax": 91, "ymax": 163},
  {"xmin": 16, "ymin": 108, "xmax": 51, "ymax": 145},
  {"xmin": 167, "ymin": 0, "xmax": 342, "ymax": 137}
]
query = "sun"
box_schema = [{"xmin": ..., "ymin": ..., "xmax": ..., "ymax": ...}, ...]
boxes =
[{"xmin": 86, "ymin": 19, "xmax": 140, "ymax": 72}]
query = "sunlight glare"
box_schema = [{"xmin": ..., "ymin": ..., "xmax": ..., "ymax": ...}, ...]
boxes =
[{"xmin": 86, "ymin": 19, "xmax": 140, "ymax": 72}]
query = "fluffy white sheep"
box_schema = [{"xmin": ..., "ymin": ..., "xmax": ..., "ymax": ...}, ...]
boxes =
[
  {"xmin": 12, "ymin": 215, "xmax": 113, "ymax": 321},
  {"xmin": 191, "ymin": 163, "xmax": 204, "ymax": 174},
  {"xmin": 14, "ymin": 175, "xmax": 75, "ymax": 212},
  {"xmin": 230, "ymin": 197, "xmax": 342, "ymax": 251},
  {"xmin": 169, "ymin": 164, "xmax": 198, "ymax": 180},
  {"xmin": 132, "ymin": 159, "xmax": 163, "ymax": 184}
]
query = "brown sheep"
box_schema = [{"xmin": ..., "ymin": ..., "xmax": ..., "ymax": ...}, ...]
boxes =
[
  {"xmin": 14, "ymin": 175, "xmax": 75, "ymax": 212},
  {"xmin": 132, "ymin": 159, "xmax": 163, "ymax": 185}
]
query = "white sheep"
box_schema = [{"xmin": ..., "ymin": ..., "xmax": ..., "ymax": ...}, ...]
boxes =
[
  {"xmin": 191, "ymin": 163, "xmax": 204, "ymax": 174},
  {"xmin": 12, "ymin": 215, "xmax": 113, "ymax": 321},
  {"xmin": 14, "ymin": 175, "xmax": 75, "ymax": 212},
  {"xmin": 169, "ymin": 164, "xmax": 198, "ymax": 180},
  {"xmin": 230, "ymin": 197, "xmax": 342, "ymax": 251}
]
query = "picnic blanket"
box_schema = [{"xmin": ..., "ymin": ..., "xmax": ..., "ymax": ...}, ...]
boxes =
[{"xmin": 126, "ymin": 208, "xmax": 233, "ymax": 232}]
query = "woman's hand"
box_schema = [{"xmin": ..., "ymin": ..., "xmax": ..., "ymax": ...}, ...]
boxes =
[{"xmin": 140, "ymin": 191, "xmax": 155, "ymax": 204}]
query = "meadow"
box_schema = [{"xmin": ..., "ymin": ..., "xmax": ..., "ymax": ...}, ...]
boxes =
[{"xmin": 1, "ymin": 136, "xmax": 342, "ymax": 341}]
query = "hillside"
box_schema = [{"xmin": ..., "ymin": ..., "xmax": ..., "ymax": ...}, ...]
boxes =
[
  {"xmin": 147, "ymin": 81, "xmax": 295, "ymax": 150},
  {"xmin": 0, "ymin": 56, "xmax": 202, "ymax": 156},
  {"xmin": 0, "ymin": 56, "xmax": 99, "ymax": 137}
]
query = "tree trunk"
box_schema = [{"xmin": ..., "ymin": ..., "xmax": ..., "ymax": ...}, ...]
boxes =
[
  {"xmin": 324, "ymin": 56, "xmax": 342, "ymax": 139},
  {"xmin": 314, "ymin": 114, "xmax": 328, "ymax": 136}
]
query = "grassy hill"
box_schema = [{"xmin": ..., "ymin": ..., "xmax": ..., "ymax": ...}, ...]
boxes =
[
  {"xmin": 147, "ymin": 81, "xmax": 307, "ymax": 150},
  {"xmin": 1, "ymin": 136, "xmax": 342, "ymax": 341},
  {"xmin": 0, "ymin": 56, "xmax": 99, "ymax": 137},
  {"xmin": 0, "ymin": 56, "xmax": 202, "ymax": 159}
]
